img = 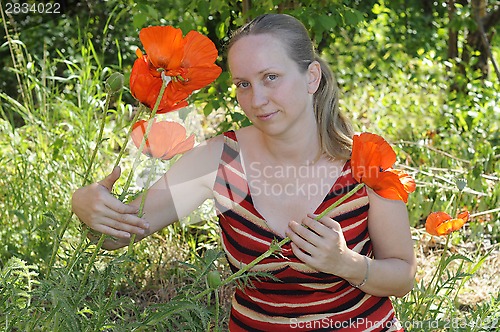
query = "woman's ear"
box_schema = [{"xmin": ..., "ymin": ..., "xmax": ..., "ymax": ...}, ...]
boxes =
[{"xmin": 307, "ymin": 61, "xmax": 321, "ymax": 94}]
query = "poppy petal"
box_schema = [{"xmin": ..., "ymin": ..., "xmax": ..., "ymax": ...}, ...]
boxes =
[
  {"xmin": 450, "ymin": 217, "xmax": 467, "ymax": 232},
  {"xmin": 390, "ymin": 169, "xmax": 417, "ymax": 194},
  {"xmin": 353, "ymin": 133, "xmax": 396, "ymax": 170},
  {"xmin": 130, "ymin": 56, "xmax": 191, "ymax": 113},
  {"xmin": 131, "ymin": 120, "xmax": 194, "ymax": 159},
  {"xmin": 350, "ymin": 132, "xmax": 415, "ymax": 204},
  {"xmin": 367, "ymin": 171, "xmax": 410, "ymax": 203},
  {"xmin": 140, "ymin": 26, "xmax": 185, "ymax": 70},
  {"xmin": 351, "ymin": 133, "xmax": 397, "ymax": 182},
  {"xmin": 170, "ymin": 65, "xmax": 222, "ymax": 93},
  {"xmin": 435, "ymin": 220, "xmax": 454, "ymax": 236},
  {"xmin": 457, "ymin": 210, "xmax": 470, "ymax": 222},
  {"xmin": 148, "ymin": 121, "xmax": 182, "ymax": 159},
  {"xmin": 425, "ymin": 211, "xmax": 452, "ymax": 236},
  {"xmin": 130, "ymin": 57, "xmax": 164, "ymax": 109},
  {"xmin": 182, "ymin": 30, "xmax": 219, "ymax": 68},
  {"xmin": 163, "ymin": 134, "xmax": 195, "ymax": 160},
  {"xmin": 131, "ymin": 120, "xmax": 155, "ymax": 158}
]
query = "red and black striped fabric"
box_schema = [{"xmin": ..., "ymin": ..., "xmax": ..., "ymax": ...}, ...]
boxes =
[{"xmin": 213, "ymin": 131, "xmax": 403, "ymax": 332}]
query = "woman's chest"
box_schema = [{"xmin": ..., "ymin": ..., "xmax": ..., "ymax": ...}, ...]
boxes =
[{"xmin": 244, "ymin": 162, "xmax": 341, "ymax": 237}]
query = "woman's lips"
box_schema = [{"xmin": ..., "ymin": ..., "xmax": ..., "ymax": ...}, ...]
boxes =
[{"xmin": 256, "ymin": 110, "xmax": 279, "ymax": 121}]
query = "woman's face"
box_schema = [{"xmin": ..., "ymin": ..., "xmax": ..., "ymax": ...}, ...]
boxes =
[{"xmin": 228, "ymin": 34, "xmax": 320, "ymax": 137}]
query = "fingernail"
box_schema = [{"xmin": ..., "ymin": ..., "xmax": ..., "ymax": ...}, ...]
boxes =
[{"xmin": 144, "ymin": 223, "xmax": 150, "ymax": 229}]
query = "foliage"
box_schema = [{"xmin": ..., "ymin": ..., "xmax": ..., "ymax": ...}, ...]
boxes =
[{"xmin": 0, "ymin": 0, "xmax": 499, "ymax": 331}]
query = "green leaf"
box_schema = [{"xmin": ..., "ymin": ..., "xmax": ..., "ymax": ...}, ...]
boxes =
[
  {"xmin": 318, "ymin": 15, "xmax": 337, "ymax": 31},
  {"xmin": 197, "ymin": 0, "xmax": 209, "ymax": 18},
  {"xmin": 216, "ymin": 21, "xmax": 226, "ymax": 40},
  {"xmin": 344, "ymin": 9, "xmax": 362, "ymax": 26},
  {"xmin": 133, "ymin": 13, "xmax": 148, "ymax": 30}
]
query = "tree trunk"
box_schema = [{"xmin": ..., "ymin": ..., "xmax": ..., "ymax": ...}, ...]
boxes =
[
  {"xmin": 447, "ymin": 0, "xmax": 459, "ymax": 60},
  {"xmin": 242, "ymin": 0, "xmax": 251, "ymax": 18},
  {"xmin": 462, "ymin": 0, "xmax": 489, "ymax": 79}
]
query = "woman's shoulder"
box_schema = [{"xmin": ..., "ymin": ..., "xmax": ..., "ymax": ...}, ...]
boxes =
[
  {"xmin": 187, "ymin": 133, "xmax": 225, "ymax": 163},
  {"xmin": 183, "ymin": 126, "xmax": 253, "ymax": 163},
  {"xmin": 165, "ymin": 133, "xmax": 225, "ymax": 190}
]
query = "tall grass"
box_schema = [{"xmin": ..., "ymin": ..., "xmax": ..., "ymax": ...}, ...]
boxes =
[{"xmin": 1, "ymin": 7, "xmax": 499, "ymax": 332}]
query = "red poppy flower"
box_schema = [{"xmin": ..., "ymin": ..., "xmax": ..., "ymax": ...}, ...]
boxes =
[
  {"xmin": 425, "ymin": 210, "xmax": 470, "ymax": 236},
  {"xmin": 351, "ymin": 133, "xmax": 416, "ymax": 203},
  {"xmin": 130, "ymin": 26, "xmax": 222, "ymax": 113},
  {"xmin": 131, "ymin": 119, "xmax": 195, "ymax": 160},
  {"xmin": 130, "ymin": 54, "xmax": 190, "ymax": 113}
]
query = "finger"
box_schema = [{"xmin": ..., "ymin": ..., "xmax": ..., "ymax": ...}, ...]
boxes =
[
  {"xmin": 309, "ymin": 214, "xmax": 342, "ymax": 232},
  {"xmin": 93, "ymin": 221, "xmax": 131, "ymax": 239},
  {"xmin": 101, "ymin": 191, "xmax": 141, "ymax": 216},
  {"xmin": 288, "ymin": 220, "xmax": 322, "ymax": 246},
  {"xmin": 302, "ymin": 215, "xmax": 333, "ymax": 236},
  {"xmin": 98, "ymin": 166, "xmax": 121, "ymax": 192},
  {"xmin": 290, "ymin": 242, "xmax": 316, "ymax": 269},
  {"xmin": 101, "ymin": 205, "xmax": 149, "ymax": 229},
  {"xmin": 286, "ymin": 221, "xmax": 317, "ymax": 254},
  {"xmin": 99, "ymin": 216, "xmax": 147, "ymax": 236}
]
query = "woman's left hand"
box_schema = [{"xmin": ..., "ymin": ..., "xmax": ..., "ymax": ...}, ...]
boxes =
[{"xmin": 285, "ymin": 213, "xmax": 353, "ymax": 275}]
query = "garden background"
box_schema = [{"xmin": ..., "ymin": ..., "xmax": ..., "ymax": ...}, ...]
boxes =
[{"xmin": 0, "ymin": 0, "xmax": 499, "ymax": 330}]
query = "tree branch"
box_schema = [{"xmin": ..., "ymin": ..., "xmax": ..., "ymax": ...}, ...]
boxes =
[
  {"xmin": 473, "ymin": 4, "xmax": 500, "ymax": 82},
  {"xmin": 483, "ymin": 6, "xmax": 500, "ymax": 31}
]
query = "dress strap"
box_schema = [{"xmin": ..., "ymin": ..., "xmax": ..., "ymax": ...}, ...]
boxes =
[
  {"xmin": 220, "ymin": 130, "xmax": 243, "ymax": 168},
  {"xmin": 222, "ymin": 130, "xmax": 239, "ymax": 154}
]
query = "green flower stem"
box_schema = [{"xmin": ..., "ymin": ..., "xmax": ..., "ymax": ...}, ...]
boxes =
[
  {"xmin": 194, "ymin": 183, "xmax": 366, "ymax": 301},
  {"xmin": 75, "ymin": 76, "xmax": 168, "ymax": 289},
  {"xmin": 127, "ymin": 158, "xmax": 158, "ymax": 255},
  {"xmin": 410, "ymin": 184, "xmax": 466, "ymax": 321},
  {"xmin": 64, "ymin": 104, "xmax": 145, "ymax": 274},
  {"xmin": 82, "ymin": 92, "xmax": 112, "ymax": 186},
  {"xmin": 412, "ymin": 233, "xmax": 451, "ymax": 320},
  {"xmin": 314, "ymin": 183, "xmax": 365, "ymax": 221},
  {"xmin": 65, "ymin": 227, "xmax": 89, "ymax": 274},
  {"xmin": 78, "ymin": 232, "xmax": 107, "ymax": 294},
  {"xmin": 112, "ymin": 106, "xmax": 145, "ymax": 170},
  {"xmin": 48, "ymin": 91, "xmax": 112, "ymax": 273},
  {"xmin": 118, "ymin": 77, "xmax": 168, "ymax": 202},
  {"xmin": 214, "ymin": 288, "xmax": 220, "ymax": 330}
]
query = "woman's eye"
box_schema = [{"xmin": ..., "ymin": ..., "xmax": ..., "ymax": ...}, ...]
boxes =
[
  {"xmin": 267, "ymin": 74, "xmax": 277, "ymax": 81},
  {"xmin": 236, "ymin": 81, "xmax": 250, "ymax": 89}
]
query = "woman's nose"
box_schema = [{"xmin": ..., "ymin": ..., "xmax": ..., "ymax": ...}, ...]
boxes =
[{"xmin": 251, "ymin": 85, "xmax": 269, "ymax": 108}]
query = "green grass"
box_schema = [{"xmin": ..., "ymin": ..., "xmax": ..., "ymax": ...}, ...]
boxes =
[{"xmin": 1, "ymin": 11, "xmax": 499, "ymax": 332}]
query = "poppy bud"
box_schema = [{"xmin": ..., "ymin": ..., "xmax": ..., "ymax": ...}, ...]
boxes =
[
  {"xmin": 106, "ymin": 72, "xmax": 124, "ymax": 93},
  {"xmin": 207, "ymin": 270, "xmax": 222, "ymax": 289}
]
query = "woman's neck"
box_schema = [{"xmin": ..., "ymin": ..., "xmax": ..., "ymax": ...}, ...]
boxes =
[{"xmin": 259, "ymin": 120, "xmax": 323, "ymax": 167}]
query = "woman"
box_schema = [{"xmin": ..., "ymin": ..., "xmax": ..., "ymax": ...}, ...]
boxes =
[{"xmin": 72, "ymin": 14, "xmax": 416, "ymax": 331}]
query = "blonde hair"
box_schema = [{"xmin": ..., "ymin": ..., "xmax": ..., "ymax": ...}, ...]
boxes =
[{"xmin": 227, "ymin": 14, "xmax": 353, "ymax": 160}]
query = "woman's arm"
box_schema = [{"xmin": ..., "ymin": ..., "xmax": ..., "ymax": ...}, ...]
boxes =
[
  {"xmin": 72, "ymin": 135, "xmax": 224, "ymax": 250},
  {"xmin": 286, "ymin": 188, "xmax": 416, "ymax": 297},
  {"xmin": 342, "ymin": 189, "xmax": 416, "ymax": 297}
]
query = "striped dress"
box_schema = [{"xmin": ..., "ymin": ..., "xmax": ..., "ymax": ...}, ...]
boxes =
[{"xmin": 213, "ymin": 131, "xmax": 403, "ymax": 332}]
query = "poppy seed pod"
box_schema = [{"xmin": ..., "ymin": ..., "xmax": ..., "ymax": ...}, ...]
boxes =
[
  {"xmin": 106, "ymin": 72, "xmax": 124, "ymax": 93},
  {"xmin": 207, "ymin": 270, "xmax": 222, "ymax": 289}
]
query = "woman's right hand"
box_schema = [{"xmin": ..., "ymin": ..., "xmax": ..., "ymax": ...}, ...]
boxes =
[{"xmin": 71, "ymin": 166, "xmax": 150, "ymax": 239}]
